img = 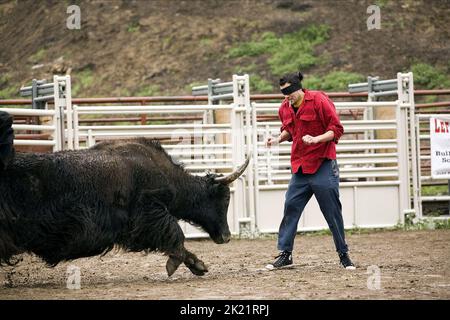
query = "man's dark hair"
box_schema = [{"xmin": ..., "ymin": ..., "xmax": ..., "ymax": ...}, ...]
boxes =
[{"xmin": 279, "ymin": 72, "xmax": 304, "ymax": 87}]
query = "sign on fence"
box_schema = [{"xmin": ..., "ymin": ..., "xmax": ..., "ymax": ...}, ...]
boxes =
[{"xmin": 430, "ymin": 116, "xmax": 450, "ymax": 179}]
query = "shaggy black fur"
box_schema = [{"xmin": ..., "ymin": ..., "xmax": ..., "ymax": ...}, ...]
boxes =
[
  {"xmin": 0, "ymin": 112, "xmax": 14, "ymax": 170},
  {"xmin": 0, "ymin": 111, "xmax": 232, "ymax": 276}
]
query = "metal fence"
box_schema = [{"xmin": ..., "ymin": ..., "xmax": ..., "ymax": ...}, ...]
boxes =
[
  {"xmin": 0, "ymin": 73, "xmax": 449, "ymax": 237},
  {"xmin": 0, "ymin": 75, "xmax": 71, "ymax": 152},
  {"xmin": 66, "ymin": 75, "xmax": 253, "ymax": 237},
  {"xmin": 0, "ymin": 107, "xmax": 60, "ymax": 151},
  {"xmin": 252, "ymin": 99, "xmax": 409, "ymax": 232}
]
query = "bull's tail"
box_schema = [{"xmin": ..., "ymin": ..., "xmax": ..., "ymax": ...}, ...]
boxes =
[{"xmin": 0, "ymin": 111, "xmax": 15, "ymax": 170}]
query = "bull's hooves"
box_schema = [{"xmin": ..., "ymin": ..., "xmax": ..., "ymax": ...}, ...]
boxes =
[
  {"xmin": 195, "ymin": 261, "xmax": 208, "ymax": 272},
  {"xmin": 166, "ymin": 257, "xmax": 183, "ymax": 277},
  {"xmin": 189, "ymin": 268, "xmax": 207, "ymax": 276},
  {"xmin": 166, "ymin": 265, "xmax": 176, "ymax": 277},
  {"xmin": 188, "ymin": 261, "xmax": 209, "ymax": 276},
  {"xmin": 166, "ymin": 267, "xmax": 176, "ymax": 277}
]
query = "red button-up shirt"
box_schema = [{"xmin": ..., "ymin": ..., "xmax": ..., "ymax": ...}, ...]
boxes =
[{"xmin": 278, "ymin": 89, "xmax": 344, "ymax": 174}]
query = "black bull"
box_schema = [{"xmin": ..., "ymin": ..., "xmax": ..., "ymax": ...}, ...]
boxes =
[{"xmin": 0, "ymin": 111, "xmax": 250, "ymax": 277}]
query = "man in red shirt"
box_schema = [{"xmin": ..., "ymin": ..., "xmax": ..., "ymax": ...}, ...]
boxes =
[{"xmin": 265, "ymin": 72, "xmax": 355, "ymax": 270}]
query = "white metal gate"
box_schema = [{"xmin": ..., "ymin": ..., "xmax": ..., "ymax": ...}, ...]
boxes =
[
  {"xmin": 0, "ymin": 75, "xmax": 72, "ymax": 153},
  {"xmin": 68, "ymin": 75, "xmax": 253, "ymax": 238},
  {"xmin": 5, "ymin": 73, "xmax": 430, "ymax": 237},
  {"xmin": 250, "ymin": 72, "xmax": 419, "ymax": 234},
  {"xmin": 252, "ymin": 101, "xmax": 408, "ymax": 232}
]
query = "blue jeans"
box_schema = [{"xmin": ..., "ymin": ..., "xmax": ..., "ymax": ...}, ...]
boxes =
[{"xmin": 277, "ymin": 159, "xmax": 348, "ymax": 254}]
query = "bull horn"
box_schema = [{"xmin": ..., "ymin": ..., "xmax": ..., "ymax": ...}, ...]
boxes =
[{"xmin": 214, "ymin": 151, "xmax": 252, "ymax": 184}]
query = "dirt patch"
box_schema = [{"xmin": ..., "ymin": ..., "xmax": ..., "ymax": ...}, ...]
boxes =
[{"xmin": 1, "ymin": 229, "xmax": 449, "ymax": 299}]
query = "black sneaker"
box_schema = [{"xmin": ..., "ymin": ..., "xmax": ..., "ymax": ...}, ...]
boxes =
[
  {"xmin": 339, "ymin": 252, "xmax": 356, "ymax": 270},
  {"xmin": 265, "ymin": 251, "xmax": 293, "ymax": 270}
]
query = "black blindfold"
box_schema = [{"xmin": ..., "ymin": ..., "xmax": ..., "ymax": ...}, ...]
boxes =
[{"xmin": 281, "ymin": 83, "xmax": 301, "ymax": 95}]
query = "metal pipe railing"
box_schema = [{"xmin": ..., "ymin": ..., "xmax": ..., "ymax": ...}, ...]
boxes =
[{"xmin": 1, "ymin": 89, "xmax": 449, "ymax": 106}]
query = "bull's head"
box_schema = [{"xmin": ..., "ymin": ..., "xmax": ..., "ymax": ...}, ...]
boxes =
[{"xmin": 197, "ymin": 153, "xmax": 251, "ymax": 244}]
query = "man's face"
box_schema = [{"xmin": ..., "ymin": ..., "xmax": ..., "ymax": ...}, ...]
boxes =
[{"xmin": 280, "ymin": 82, "xmax": 302, "ymax": 105}]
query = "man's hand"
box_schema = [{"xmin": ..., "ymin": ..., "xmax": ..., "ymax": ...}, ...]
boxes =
[
  {"xmin": 265, "ymin": 136, "xmax": 280, "ymax": 148},
  {"xmin": 302, "ymin": 131, "xmax": 335, "ymax": 145},
  {"xmin": 302, "ymin": 135, "xmax": 319, "ymax": 145}
]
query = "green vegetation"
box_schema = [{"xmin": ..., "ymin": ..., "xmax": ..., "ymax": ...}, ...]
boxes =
[
  {"xmin": 200, "ymin": 38, "xmax": 213, "ymax": 47},
  {"xmin": 403, "ymin": 217, "xmax": 450, "ymax": 231},
  {"xmin": 0, "ymin": 74, "xmax": 10, "ymax": 87},
  {"xmin": 268, "ymin": 26, "xmax": 329, "ymax": 75},
  {"xmin": 118, "ymin": 88, "xmax": 130, "ymax": 97},
  {"xmin": 135, "ymin": 84, "xmax": 160, "ymax": 96},
  {"xmin": 421, "ymin": 185, "xmax": 448, "ymax": 196},
  {"xmin": 72, "ymin": 69, "xmax": 94, "ymax": 96},
  {"xmin": 228, "ymin": 24, "xmax": 330, "ymax": 75},
  {"xmin": 303, "ymin": 71, "xmax": 365, "ymax": 91},
  {"xmin": 233, "ymin": 219, "xmax": 450, "ymax": 240},
  {"xmin": 162, "ymin": 36, "xmax": 172, "ymax": 49},
  {"xmin": 401, "ymin": 210, "xmax": 450, "ymax": 230},
  {"xmin": 303, "ymin": 228, "xmax": 332, "ymax": 236},
  {"xmin": 434, "ymin": 219, "xmax": 450, "ymax": 230},
  {"xmin": 78, "ymin": 70, "xmax": 94, "ymax": 87},
  {"xmin": 185, "ymin": 73, "xmax": 274, "ymax": 94},
  {"xmin": 28, "ymin": 48, "xmax": 47, "ymax": 63},
  {"xmin": 0, "ymin": 87, "xmax": 17, "ymax": 99},
  {"xmin": 127, "ymin": 21, "xmax": 140, "ymax": 33},
  {"xmin": 299, "ymin": 214, "xmax": 450, "ymax": 236},
  {"xmin": 302, "ymin": 218, "xmax": 450, "ymax": 236},
  {"xmin": 374, "ymin": 0, "xmax": 389, "ymax": 8},
  {"xmin": 0, "ymin": 74, "xmax": 18, "ymax": 99},
  {"xmin": 250, "ymin": 75, "xmax": 273, "ymax": 93},
  {"xmin": 234, "ymin": 63, "xmax": 257, "ymax": 74},
  {"xmin": 421, "ymin": 95, "xmax": 438, "ymax": 104},
  {"xmin": 184, "ymin": 81, "xmax": 206, "ymax": 94},
  {"xmin": 410, "ymin": 63, "xmax": 450, "ymax": 89},
  {"xmin": 227, "ymin": 25, "xmax": 355, "ymax": 93},
  {"xmin": 228, "ymin": 32, "xmax": 278, "ymax": 58},
  {"xmin": 302, "ymin": 225, "xmax": 399, "ymax": 236}
]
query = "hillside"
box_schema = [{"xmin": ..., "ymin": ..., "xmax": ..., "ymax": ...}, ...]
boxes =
[{"xmin": 0, "ymin": 0, "xmax": 449, "ymax": 98}]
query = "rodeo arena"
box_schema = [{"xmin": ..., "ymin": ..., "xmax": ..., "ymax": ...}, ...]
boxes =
[{"xmin": 0, "ymin": 71, "xmax": 449, "ymax": 305}]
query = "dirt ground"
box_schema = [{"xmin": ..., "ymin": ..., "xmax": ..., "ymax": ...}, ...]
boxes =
[
  {"xmin": 2, "ymin": 1, "xmax": 450, "ymax": 97},
  {"xmin": 0, "ymin": 229, "xmax": 449, "ymax": 300}
]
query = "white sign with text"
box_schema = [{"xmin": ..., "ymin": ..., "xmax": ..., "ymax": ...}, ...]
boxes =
[{"xmin": 430, "ymin": 116, "xmax": 450, "ymax": 179}]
